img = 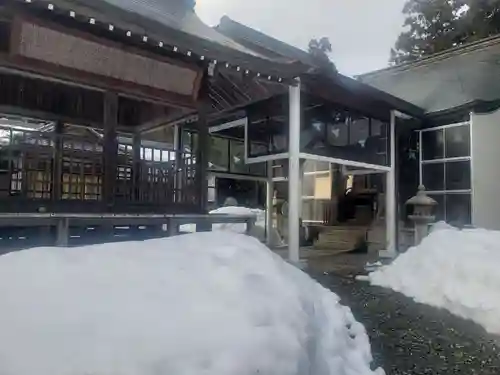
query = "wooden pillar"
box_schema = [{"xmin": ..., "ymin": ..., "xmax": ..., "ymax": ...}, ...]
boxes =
[
  {"xmin": 174, "ymin": 125, "xmax": 183, "ymax": 203},
  {"xmin": 132, "ymin": 132, "xmax": 142, "ymax": 202},
  {"xmin": 266, "ymin": 161, "xmax": 274, "ymax": 246},
  {"xmin": 196, "ymin": 105, "xmax": 209, "ymax": 213},
  {"xmin": 55, "ymin": 217, "xmax": 69, "ymax": 247},
  {"xmin": 102, "ymin": 92, "xmax": 119, "ymax": 211},
  {"xmin": 52, "ymin": 121, "xmax": 64, "ymax": 203}
]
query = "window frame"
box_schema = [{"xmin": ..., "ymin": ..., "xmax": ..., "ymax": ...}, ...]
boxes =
[{"xmin": 418, "ymin": 122, "xmax": 472, "ymax": 225}]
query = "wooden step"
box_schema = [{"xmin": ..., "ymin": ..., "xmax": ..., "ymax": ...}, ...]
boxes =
[{"xmin": 314, "ymin": 226, "xmax": 367, "ymax": 252}]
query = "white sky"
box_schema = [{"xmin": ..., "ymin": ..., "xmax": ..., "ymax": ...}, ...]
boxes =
[{"xmin": 196, "ymin": 0, "xmax": 407, "ymax": 77}]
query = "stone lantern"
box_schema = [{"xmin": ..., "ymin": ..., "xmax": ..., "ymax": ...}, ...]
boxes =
[{"xmin": 405, "ymin": 185, "xmax": 438, "ymax": 245}]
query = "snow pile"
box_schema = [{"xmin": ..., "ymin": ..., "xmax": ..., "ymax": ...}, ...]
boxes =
[
  {"xmin": 181, "ymin": 206, "xmax": 284, "ymax": 246},
  {"xmin": 0, "ymin": 232, "xmax": 382, "ymax": 375},
  {"xmin": 369, "ymin": 225, "xmax": 500, "ymax": 335}
]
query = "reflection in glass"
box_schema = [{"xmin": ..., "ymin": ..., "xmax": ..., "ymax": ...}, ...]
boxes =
[
  {"xmin": 422, "ymin": 163, "xmax": 445, "ymax": 191},
  {"xmin": 230, "ymin": 140, "xmax": 246, "ymax": 173},
  {"xmin": 446, "ymin": 193, "xmax": 472, "ymax": 227},
  {"xmin": 308, "ymin": 110, "xmax": 388, "ymax": 166},
  {"xmin": 422, "ymin": 129, "xmax": 444, "ymax": 160},
  {"xmin": 349, "ymin": 117, "xmax": 370, "ymax": 146},
  {"xmin": 445, "ymin": 161, "xmax": 471, "ymax": 190},
  {"xmin": 429, "ymin": 194, "xmax": 445, "ymax": 222},
  {"xmin": 327, "ymin": 122, "xmax": 348, "ymax": 146},
  {"xmin": 209, "ymin": 137, "xmax": 229, "ymax": 171},
  {"xmin": 445, "ymin": 125, "xmax": 470, "ymax": 158}
]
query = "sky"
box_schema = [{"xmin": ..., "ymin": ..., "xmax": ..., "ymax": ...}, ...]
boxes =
[{"xmin": 196, "ymin": 0, "xmax": 407, "ymax": 77}]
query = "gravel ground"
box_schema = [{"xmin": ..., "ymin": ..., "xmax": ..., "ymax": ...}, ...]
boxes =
[{"xmin": 314, "ymin": 273, "xmax": 500, "ymax": 375}]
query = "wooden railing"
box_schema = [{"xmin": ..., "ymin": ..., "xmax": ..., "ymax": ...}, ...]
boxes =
[{"xmin": 0, "ymin": 126, "xmax": 199, "ymax": 213}]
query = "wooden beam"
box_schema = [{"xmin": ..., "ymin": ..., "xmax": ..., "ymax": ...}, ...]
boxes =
[
  {"xmin": 137, "ymin": 111, "xmax": 197, "ymax": 135},
  {"xmin": 0, "ymin": 53, "xmax": 197, "ymax": 110},
  {"xmin": 0, "ymin": 105, "xmax": 104, "ymax": 129}
]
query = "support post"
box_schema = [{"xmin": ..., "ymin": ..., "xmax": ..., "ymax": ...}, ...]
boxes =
[
  {"xmin": 196, "ymin": 107, "xmax": 209, "ymax": 214},
  {"xmin": 55, "ymin": 217, "xmax": 69, "ymax": 247},
  {"xmin": 266, "ymin": 160, "xmax": 274, "ymax": 246},
  {"xmin": 384, "ymin": 110, "xmax": 397, "ymax": 257},
  {"xmin": 166, "ymin": 218, "xmax": 180, "ymax": 237},
  {"xmin": 288, "ymin": 80, "xmax": 301, "ymax": 263},
  {"xmin": 103, "ymin": 92, "xmax": 119, "ymax": 211},
  {"xmin": 52, "ymin": 121, "xmax": 63, "ymax": 203},
  {"xmin": 173, "ymin": 125, "xmax": 182, "ymax": 203},
  {"xmin": 132, "ymin": 132, "xmax": 141, "ymax": 202}
]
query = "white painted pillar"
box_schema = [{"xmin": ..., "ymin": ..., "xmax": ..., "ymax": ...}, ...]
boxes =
[
  {"xmin": 384, "ymin": 110, "xmax": 397, "ymax": 257},
  {"xmin": 288, "ymin": 80, "xmax": 301, "ymax": 263},
  {"xmin": 266, "ymin": 160, "xmax": 274, "ymax": 246}
]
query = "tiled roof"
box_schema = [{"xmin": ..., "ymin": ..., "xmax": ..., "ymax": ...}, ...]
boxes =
[{"xmin": 358, "ymin": 35, "xmax": 500, "ymax": 114}]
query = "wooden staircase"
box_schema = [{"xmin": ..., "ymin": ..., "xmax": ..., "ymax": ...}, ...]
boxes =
[{"xmin": 313, "ymin": 225, "xmax": 368, "ymax": 252}]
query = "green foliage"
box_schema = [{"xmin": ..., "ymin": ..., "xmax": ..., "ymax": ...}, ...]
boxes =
[
  {"xmin": 308, "ymin": 37, "xmax": 337, "ymax": 72},
  {"xmin": 391, "ymin": 0, "xmax": 500, "ymax": 64}
]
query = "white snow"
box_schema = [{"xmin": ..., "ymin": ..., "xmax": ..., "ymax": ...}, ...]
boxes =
[
  {"xmin": 181, "ymin": 206, "xmax": 284, "ymax": 246},
  {"xmin": 0, "ymin": 232, "xmax": 382, "ymax": 375},
  {"xmin": 369, "ymin": 224, "xmax": 500, "ymax": 335}
]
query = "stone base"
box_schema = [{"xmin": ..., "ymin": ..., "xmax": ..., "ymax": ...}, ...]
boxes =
[
  {"xmin": 378, "ymin": 250, "xmax": 397, "ymax": 259},
  {"xmin": 287, "ymin": 259, "xmax": 309, "ymax": 270}
]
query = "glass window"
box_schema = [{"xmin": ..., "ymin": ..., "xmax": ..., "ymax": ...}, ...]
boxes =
[
  {"xmin": 368, "ymin": 119, "xmax": 388, "ymax": 165},
  {"xmin": 303, "ymin": 160, "xmax": 316, "ymax": 173},
  {"xmin": 370, "ymin": 119, "xmax": 383, "ymax": 136},
  {"xmin": 182, "ymin": 130, "xmax": 198, "ymax": 154},
  {"xmin": 429, "ymin": 194, "xmax": 446, "ymax": 222},
  {"xmin": 349, "ymin": 117, "xmax": 370, "ymax": 146},
  {"xmin": 229, "ymin": 140, "xmax": 247, "ymax": 173},
  {"xmin": 422, "ymin": 163, "xmax": 445, "ymax": 191},
  {"xmin": 248, "ymin": 162, "xmax": 266, "ymax": 176},
  {"xmin": 422, "ymin": 129, "xmax": 444, "ymax": 160},
  {"xmin": 445, "ymin": 193, "xmax": 472, "ymax": 227},
  {"xmin": 303, "ymin": 176, "xmax": 315, "ymax": 197},
  {"xmin": 445, "ymin": 161, "xmax": 471, "ymax": 190},
  {"xmin": 250, "ymin": 142, "xmax": 268, "ymax": 157},
  {"xmin": 270, "ymin": 134, "xmax": 288, "ymax": 154},
  {"xmin": 445, "ymin": 125, "xmax": 470, "ymax": 158},
  {"xmin": 316, "ymin": 161, "xmax": 330, "ymax": 172},
  {"xmin": 209, "ymin": 137, "xmax": 229, "ymax": 171},
  {"xmin": 327, "ymin": 122, "xmax": 348, "ymax": 146}
]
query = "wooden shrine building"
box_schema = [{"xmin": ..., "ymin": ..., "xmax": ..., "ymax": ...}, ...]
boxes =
[
  {"xmin": 0, "ymin": 0, "xmax": 305, "ymax": 217},
  {"xmin": 0, "ymin": 0, "xmax": 427, "ymax": 259}
]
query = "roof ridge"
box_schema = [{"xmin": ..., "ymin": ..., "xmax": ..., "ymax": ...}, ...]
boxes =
[
  {"xmin": 216, "ymin": 16, "xmax": 314, "ymax": 64},
  {"xmin": 359, "ymin": 33, "xmax": 500, "ymax": 78}
]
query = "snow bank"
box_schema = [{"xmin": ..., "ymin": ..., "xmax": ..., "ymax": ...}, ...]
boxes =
[
  {"xmin": 181, "ymin": 206, "xmax": 284, "ymax": 246},
  {"xmin": 0, "ymin": 232, "xmax": 382, "ymax": 375},
  {"xmin": 369, "ymin": 224, "xmax": 500, "ymax": 335}
]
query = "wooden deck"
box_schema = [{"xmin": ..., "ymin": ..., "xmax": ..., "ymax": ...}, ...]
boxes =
[{"xmin": 0, "ymin": 213, "xmax": 256, "ymax": 249}]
